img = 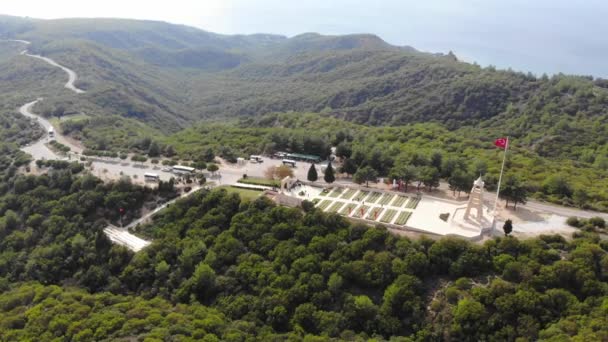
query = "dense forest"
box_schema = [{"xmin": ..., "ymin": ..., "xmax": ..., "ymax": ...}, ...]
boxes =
[
  {"xmin": 2, "ymin": 181, "xmax": 608, "ymax": 340},
  {"xmin": 0, "ymin": 109, "xmax": 606, "ymax": 340}
]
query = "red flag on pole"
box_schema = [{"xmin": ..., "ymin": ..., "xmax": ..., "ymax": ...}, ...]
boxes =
[{"xmin": 494, "ymin": 137, "xmax": 508, "ymax": 149}]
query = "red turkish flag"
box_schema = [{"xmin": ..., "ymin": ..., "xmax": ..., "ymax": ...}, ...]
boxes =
[{"xmin": 494, "ymin": 137, "xmax": 508, "ymax": 149}]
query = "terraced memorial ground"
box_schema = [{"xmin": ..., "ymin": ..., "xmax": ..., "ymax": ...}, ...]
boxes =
[
  {"xmin": 352, "ymin": 205, "xmax": 370, "ymax": 218},
  {"xmin": 380, "ymin": 209, "xmax": 398, "ymax": 223},
  {"xmin": 328, "ymin": 201, "xmax": 345, "ymax": 213},
  {"xmin": 365, "ymin": 192, "xmax": 382, "ymax": 204},
  {"xmin": 317, "ymin": 199, "xmax": 332, "ymax": 210},
  {"xmin": 366, "ymin": 207, "xmax": 383, "ymax": 220},
  {"xmin": 312, "ymin": 186, "xmax": 419, "ymax": 228},
  {"xmin": 392, "ymin": 195, "xmax": 409, "ymax": 207},
  {"xmin": 353, "ymin": 190, "xmax": 369, "ymax": 202},
  {"xmin": 378, "ymin": 193, "xmax": 395, "ymax": 205},
  {"xmin": 395, "ymin": 211, "xmax": 412, "ymax": 225},
  {"xmin": 406, "ymin": 197, "xmax": 421, "ymax": 209},
  {"xmin": 340, "ymin": 202, "xmax": 358, "ymax": 215},
  {"xmin": 340, "ymin": 188, "xmax": 357, "ymax": 200},
  {"xmin": 329, "ymin": 187, "xmax": 343, "ymax": 198}
]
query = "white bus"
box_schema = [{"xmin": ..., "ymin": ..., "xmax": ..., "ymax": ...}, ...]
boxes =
[
  {"xmin": 282, "ymin": 159, "xmax": 296, "ymax": 167},
  {"xmin": 172, "ymin": 165, "xmax": 195, "ymax": 174},
  {"xmin": 144, "ymin": 173, "xmax": 160, "ymax": 181},
  {"xmin": 250, "ymin": 155, "xmax": 264, "ymax": 163}
]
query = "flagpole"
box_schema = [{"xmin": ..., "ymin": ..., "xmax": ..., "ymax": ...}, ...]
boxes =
[{"xmin": 493, "ymin": 137, "xmax": 509, "ymax": 214}]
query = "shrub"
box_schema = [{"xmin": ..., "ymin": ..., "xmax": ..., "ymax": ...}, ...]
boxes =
[
  {"xmin": 588, "ymin": 216, "xmax": 606, "ymax": 228},
  {"xmin": 566, "ymin": 216, "xmax": 581, "ymax": 227}
]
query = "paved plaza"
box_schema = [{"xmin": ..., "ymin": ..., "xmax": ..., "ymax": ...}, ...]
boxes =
[{"xmin": 281, "ymin": 183, "xmax": 491, "ymax": 239}]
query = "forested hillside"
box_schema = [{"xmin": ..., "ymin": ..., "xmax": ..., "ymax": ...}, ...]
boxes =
[
  {"xmin": 3, "ymin": 15, "xmax": 608, "ymax": 161},
  {"xmin": 2, "ymin": 15, "xmax": 608, "ymax": 210},
  {"xmin": 0, "ymin": 97, "xmax": 607, "ymax": 340},
  {"xmin": 1, "ymin": 183, "xmax": 608, "ymax": 340}
]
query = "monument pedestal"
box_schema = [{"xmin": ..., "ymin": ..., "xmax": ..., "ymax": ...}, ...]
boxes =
[{"xmin": 449, "ymin": 177, "xmax": 494, "ymax": 238}]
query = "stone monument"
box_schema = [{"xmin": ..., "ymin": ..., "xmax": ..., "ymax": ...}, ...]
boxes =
[{"xmin": 464, "ymin": 176, "xmax": 485, "ymax": 221}]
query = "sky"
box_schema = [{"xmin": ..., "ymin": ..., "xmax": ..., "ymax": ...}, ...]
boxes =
[{"xmin": 4, "ymin": 0, "xmax": 608, "ymax": 77}]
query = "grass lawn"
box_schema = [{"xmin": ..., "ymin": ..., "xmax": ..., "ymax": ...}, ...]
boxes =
[
  {"xmin": 380, "ymin": 209, "xmax": 397, "ymax": 223},
  {"xmin": 328, "ymin": 201, "xmax": 345, "ymax": 213},
  {"xmin": 341, "ymin": 188, "xmax": 357, "ymax": 200},
  {"xmin": 238, "ymin": 177, "xmax": 280, "ymax": 187},
  {"xmin": 405, "ymin": 197, "xmax": 421, "ymax": 209},
  {"xmin": 352, "ymin": 205, "xmax": 370, "ymax": 218},
  {"xmin": 353, "ymin": 190, "xmax": 369, "ymax": 202},
  {"xmin": 366, "ymin": 207, "xmax": 383, "ymax": 220},
  {"xmin": 319, "ymin": 188, "xmax": 331, "ymax": 196},
  {"xmin": 365, "ymin": 192, "xmax": 382, "ymax": 203},
  {"xmin": 317, "ymin": 199, "xmax": 332, "ymax": 210},
  {"xmin": 340, "ymin": 203, "xmax": 358, "ymax": 215},
  {"xmin": 50, "ymin": 114, "xmax": 89, "ymax": 128},
  {"xmin": 395, "ymin": 211, "xmax": 412, "ymax": 225},
  {"xmin": 220, "ymin": 185, "xmax": 263, "ymax": 201},
  {"xmin": 329, "ymin": 187, "xmax": 343, "ymax": 198},
  {"xmin": 378, "ymin": 193, "xmax": 395, "ymax": 205},
  {"xmin": 392, "ymin": 195, "xmax": 408, "ymax": 207}
]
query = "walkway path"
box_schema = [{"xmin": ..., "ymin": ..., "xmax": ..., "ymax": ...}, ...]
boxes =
[{"xmin": 103, "ymin": 185, "xmax": 206, "ymax": 251}]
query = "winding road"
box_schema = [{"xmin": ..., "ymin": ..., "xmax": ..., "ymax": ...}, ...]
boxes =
[
  {"xmin": 24, "ymin": 52, "xmax": 86, "ymax": 94},
  {"xmin": 8, "ymin": 39, "xmax": 86, "ymax": 94},
  {"xmin": 6, "ymin": 39, "xmax": 158, "ymax": 251}
]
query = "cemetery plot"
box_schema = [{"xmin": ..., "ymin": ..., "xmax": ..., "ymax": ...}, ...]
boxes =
[
  {"xmin": 405, "ymin": 197, "xmax": 421, "ymax": 209},
  {"xmin": 380, "ymin": 209, "xmax": 398, "ymax": 223},
  {"xmin": 317, "ymin": 199, "xmax": 332, "ymax": 210},
  {"xmin": 394, "ymin": 211, "xmax": 412, "ymax": 225},
  {"xmin": 340, "ymin": 188, "xmax": 357, "ymax": 200},
  {"xmin": 340, "ymin": 203, "xmax": 358, "ymax": 216},
  {"xmin": 366, "ymin": 207, "xmax": 383, "ymax": 220},
  {"xmin": 352, "ymin": 205, "xmax": 370, "ymax": 218},
  {"xmin": 329, "ymin": 187, "xmax": 343, "ymax": 198},
  {"xmin": 328, "ymin": 201, "xmax": 345, "ymax": 213},
  {"xmin": 352, "ymin": 190, "xmax": 369, "ymax": 202},
  {"xmin": 378, "ymin": 193, "xmax": 395, "ymax": 205},
  {"xmin": 391, "ymin": 195, "xmax": 408, "ymax": 207},
  {"xmin": 365, "ymin": 192, "xmax": 382, "ymax": 203}
]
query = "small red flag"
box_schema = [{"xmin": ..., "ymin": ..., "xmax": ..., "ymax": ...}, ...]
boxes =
[{"xmin": 494, "ymin": 137, "xmax": 508, "ymax": 149}]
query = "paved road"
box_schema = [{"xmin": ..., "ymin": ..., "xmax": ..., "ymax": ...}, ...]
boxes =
[
  {"xmin": 19, "ymin": 100, "xmax": 66, "ymax": 161},
  {"xmin": 435, "ymin": 181, "xmax": 608, "ymax": 220},
  {"xmin": 25, "ymin": 52, "xmax": 86, "ymax": 94},
  {"xmin": 9, "ymin": 39, "xmax": 86, "ymax": 94}
]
